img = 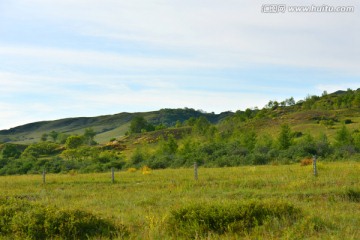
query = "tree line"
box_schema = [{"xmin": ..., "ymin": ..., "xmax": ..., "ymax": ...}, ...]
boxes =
[{"xmin": 1, "ymin": 89, "xmax": 360, "ymax": 175}]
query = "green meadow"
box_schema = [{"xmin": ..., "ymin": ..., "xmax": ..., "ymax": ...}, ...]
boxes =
[
  {"xmin": 1, "ymin": 90, "xmax": 360, "ymax": 239},
  {"xmin": 1, "ymin": 161, "xmax": 359, "ymax": 239}
]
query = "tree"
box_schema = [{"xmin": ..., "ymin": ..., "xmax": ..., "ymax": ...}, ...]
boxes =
[
  {"xmin": 185, "ymin": 117, "xmax": 196, "ymax": 126},
  {"xmin": 194, "ymin": 116, "xmax": 211, "ymax": 135},
  {"xmin": 130, "ymin": 116, "xmax": 149, "ymax": 133},
  {"xmin": 278, "ymin": 124, "xmax": 292, "ymax": 150},
  {"xmin": 58, "ymin": 133, "xmax": 71, "ymax": 144},
  {"xmin": 242, "ymin": 130, "xmax": 257, "ymax": 151},
  {"xmin": 129, "ymin": 148, "xmax": 146, "ymax": 167},
  {"xmin": 244, "ymin": 108, "xmax": 253, "ymax": 119},
  {"xmin": 175, "ymin": 120, "xmax": 182, "ymax": 128},
  {"xmin": 162, "ymin": 135, "xmax": 178, "ymax": 154},
  {"xmin": 1, "ymin": 144, "xmax": 21, "ymax": 159},
  {"xmin": 155, "ymin": 123, "xmax": 167, "ymax": 131},
  {"xmin": 49, "ymin": 131, "xmax": 59, "ymax": 142},
  {"xmin": 65, "ymin": 136, "xmax": 84, "ymax": 149},
  {"xmin": 353, "ymin": 92, "xmax": 360, "ymax": 107},
  {"xmin": 41, "ymin": 133, "xmax": 48, "ymax": 142},
  {"xmin": 335, "ymin": 125, "xmax": 353, "ymax": 146},
  {"xmin": 265, "ymin": 100, "xmax": 279, "ymax": 109},
  {"xmin": 353, "ymin": 131, "xmax": 360, "ymax": 151},
  {"xmin": 83, "ymin": 128, "xmax": 97, "ymax": 145},
  {"xmin": 285, "ymin": 97, "xmax": 295, "ymax": 106},
  {"xmin": 316, "ymin": 133, "xmax": 332, "ymax": 157},
  {"xmin": 21, "ymin": 142, "xmax": 59, "ymax": 158}
]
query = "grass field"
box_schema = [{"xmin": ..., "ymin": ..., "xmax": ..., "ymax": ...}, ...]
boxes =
[{"xmin": 1, "ymin": 161, "xmax": 359, "ymax": 239}]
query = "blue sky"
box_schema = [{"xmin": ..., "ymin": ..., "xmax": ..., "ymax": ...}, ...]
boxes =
[{"xmin": 0, "ymin": 0, "xmax": 359, "ymax": 130}]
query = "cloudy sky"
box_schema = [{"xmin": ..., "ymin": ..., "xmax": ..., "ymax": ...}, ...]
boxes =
[{"xmin": 0, "ymin": 0, "xmax": 359, "ymax": 130}]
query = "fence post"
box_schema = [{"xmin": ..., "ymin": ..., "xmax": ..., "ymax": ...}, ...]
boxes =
[
  {"xmin": 42, "ymin": 168, "xmax": 46, "ymax": 184},
  {"xmin": 111, "ymin": 167, "xmax": 115, "ymax": 184},
  {"xmin": 313, "ymin": 155, "xmax": 318, "ymax": 177},
  {"xmin": 194, "ymin": 162, "xmax": 198, "ymax": 180}
]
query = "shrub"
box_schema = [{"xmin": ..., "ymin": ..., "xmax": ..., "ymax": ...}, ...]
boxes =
[
  {"xmin": 0, "ymin": 198, "xmax": 124, "ymax": 239},
  {"xmin": 127, "ymin": 167, "xmax": 137, "ymax": 172},
  {"xmin": 343, "ymin": 188, "xmax": 360, "ymax": 202},
  {"xmin": 250, "ymin": 153, "xmax": 270, "ymax": 165},
  {"xmin": 168, "ymin": 200, "xmax": 302, "ymax": 238},
  {"xmin": 21, "ymin": 142, "xmax": 60, "ymax": 158},
  {"xmin": 141, "ymin": 165, "xmax": 152, "ymax": 175},
  {"xmin": 344, "ymin": 119, "xmax": 352, "ymax": 124},
  {"xmin": 300, "ymin": 158, "xmax": 313, "ymax": 166}
]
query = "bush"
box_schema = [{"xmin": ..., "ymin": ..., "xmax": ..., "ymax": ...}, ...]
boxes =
[
  {"xmin": 344, "ymin": 119, "xmax": 352, "ymax": 124},
  {"xmin": 343, "ymin": 188, "xmax": 360, "ymax": 202},
  {"xmin": 0, "ymin": 198, "xmax": 124, "ymax": 239},
  {"xmin": 300, "ymin": 158, "xmax": 313, "ymax": 166},
  {"xmin": 168, "ymin": 200, "xmax": 302, "ymax": 238},
  {"xmin": 251, "ymin": 153, "xmax": 270, "ymax": 165},
  {"xmin": 21, "ymin": 142, "xmax": 61, "ymax": 158}
]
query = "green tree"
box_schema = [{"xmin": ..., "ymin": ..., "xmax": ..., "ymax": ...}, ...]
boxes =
[
  {"xmin": 242, "ymin": 130, "xmax": 257, "ymax": 151},
  {"xmin": 285, "ymin": 97, "xmax": 295, "ymax": 106},
  {"xmin": 315, "ymin": 133, "xmax": 332, "ymax": 157},
  {"xmin": 162, "ymin": 135, "xmax": 178, "ymax": 154},
  {"xmin": 49, "ymin": 131, "xmax": 59, "ymax": 142},
  {"xmin": 41, "ymin": 133, "xmax": 48, "ymax": 142},
  {"xmin": 65, "ymin": 136, "xmax": 84, "ymax": 149},
  {"xmin": 278, "ymin": 124, "xmax": 293, "ymax": 150},
  {"xmin": 353, "ymin": 92, "xmax": 360, "ymax": 107},
  {"xmin": 130, "ymin": 116, "xmax": 149, "ymax": 133},
  {"xmin": 1, "ymin": 144, "xmax": 21, "ymax": 159},
  {"xmin": 83, "ymin": 128, "xmax": 97, "ymax": 145},
  {"xmin": 335, "ymin": 125, "xmax": 353, "ymax": 146},
  {"xmin": 175, "ymin": 120, "xmax": 182, "ymax": 128},
  {"xmin": 58, "ymin": 133, "xmax": 71, "ymax": 144},
  {"xmin": 185, "ymin": 117, "xmax": 196, "ymax": 126},
  {"xmin": 155, "ymin": 123, "xmax": 167, "ymax": 131},
  {"xmin": 129, "ymin": 148, "xmax": 146, "ymax": 167},
  {"xmin": 61, "ymin": 149, "xmax": 82, "ymax": 161},
  {"xmin": 21, "ymin": 142, "xmax": 59, "ymax": 158},
  {"xmin": 244, "ymin": 108, "xmax": 253, "ymax": 119},
  {"xmin": 353, "ymin": 131, "xmax": 360, "ymax": 151},
  {"xmin": 194, "ymin": 116, "xmax": 211, "ymax": 135}
]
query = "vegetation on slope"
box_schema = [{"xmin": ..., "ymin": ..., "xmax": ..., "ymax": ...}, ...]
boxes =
[
  {"xmin": 0, "ymin": 108, "xmax": 232, "ymax": 144},
  {"xmin": 0, "ymin": 88, "xmax": 360, "ymax": 175}
]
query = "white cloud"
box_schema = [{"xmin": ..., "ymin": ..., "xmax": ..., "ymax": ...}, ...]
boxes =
[
  {"xmin": 0, "ymin": 45, "xmax": 219, "ymax": 70},
  {"xmin": 3, "ymin": 0, "xmax": 359, "ymax": 73},
  {"xmin": 0, "ymin": 0, "xmax": 359, "ymax": 130}
]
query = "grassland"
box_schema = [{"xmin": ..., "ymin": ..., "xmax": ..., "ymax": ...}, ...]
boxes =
[{"xmin": 1, "ymin": 161, "xmax": 359, "ymax": 239}]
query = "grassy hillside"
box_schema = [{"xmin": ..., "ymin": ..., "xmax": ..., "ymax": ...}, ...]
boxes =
[
  {"xmin": 1, "ymin": 88, "xmax": 360, "ymax": 176},
  {"xmin": 0, "ymin": 162, "xmax": 359, "ymax": 239},
  {"xmin": 236, "ymin": 108, "xmax": 360, "ymax": 139},
  {"xmin": 0, "ymin": 109, "xmax": 232, "ymax": 144}
]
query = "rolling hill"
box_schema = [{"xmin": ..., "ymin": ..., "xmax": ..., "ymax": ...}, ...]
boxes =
[
  {"xmin": 1, "ymin": 88, "xmax": 359, "ymax": 147},
  {"xmin": 0, "ymin": 108, "xmax": 233, "ymax": 144},
  {"xmin": 0, "ymin": 89, "xmax": 360, "ymax": 176}
]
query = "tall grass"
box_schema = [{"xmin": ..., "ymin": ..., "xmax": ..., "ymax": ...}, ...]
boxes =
[{"xmin": 0, "ymin": 162, "xmax": 359, "ymax": 239}]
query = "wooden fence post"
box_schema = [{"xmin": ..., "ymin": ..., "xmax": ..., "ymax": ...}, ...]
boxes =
[
  {"xmin": 42, "ymin": 168, "xmax": 46, "ymax": 184},
  {"xmin": 313, "ymin": 155, "xmax": 318, "ymax": 177},
  {"xmin": 194, "ymin": 162, "xmax": 198, "ymax": 180},
  {"xmin": 111, "ymin": 167, "xmax": 115, "ymax": 184}
]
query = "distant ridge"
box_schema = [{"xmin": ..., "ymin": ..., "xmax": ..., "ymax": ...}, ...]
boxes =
[
  {"xmin": 0, "ymin": 109, "xmax": 233, "ymax": 144},
  {"xmin": 1, "ymin": 88, "xmax": 359, "ymax": 144}
]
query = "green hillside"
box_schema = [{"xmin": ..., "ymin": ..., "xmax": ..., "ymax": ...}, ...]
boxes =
[
  {"xmin": 0, "ymin": 88, "xmax": 360, "ymax": 175},
  {"xmin": 0, "ymin": 109, "xmax": 232, "ymax": 144}
]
